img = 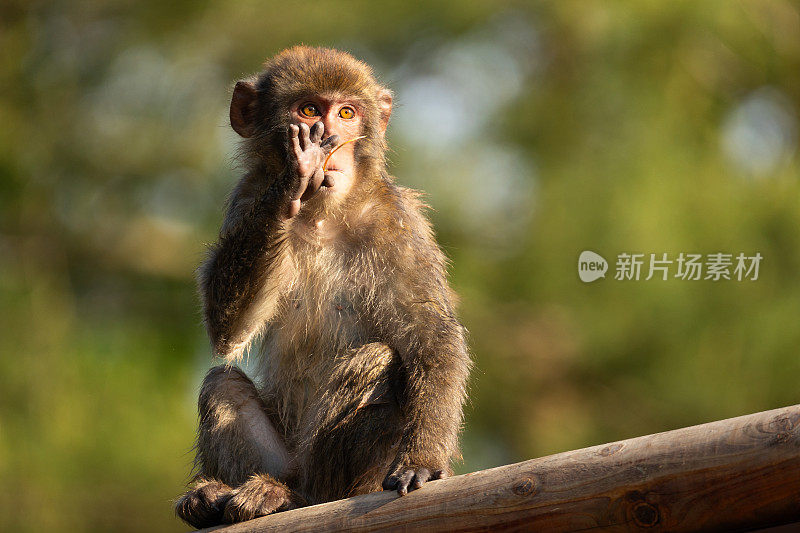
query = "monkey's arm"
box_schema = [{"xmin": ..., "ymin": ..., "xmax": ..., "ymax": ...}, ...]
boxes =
[
  {"xmin": 200, "ymin": 123, "xmax": 337, "ymax": 358},
  {"xmin": 377, "ymin": 196, "xmax": 472, "ymax": 495},
  {"xmin": 386, "ymin": 302, "xmax": 470, "ymax": 495},
  {"xmin": 198, "ymin": 174, "xmax": 293, "ymax": 359}
]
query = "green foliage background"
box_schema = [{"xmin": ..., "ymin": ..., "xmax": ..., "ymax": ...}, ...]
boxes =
[{"xmin": 1, "ymin": 1, "xmax": 798, "ymax": 530}]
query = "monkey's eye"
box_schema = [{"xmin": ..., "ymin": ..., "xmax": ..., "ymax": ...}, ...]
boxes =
[
  {"xmin": 300, "ymin": 104, "xmax": 320, "ymax": 118},
  {"xmin": 339, "ymin": 106, "xmax": 355, "ymax": 119}
]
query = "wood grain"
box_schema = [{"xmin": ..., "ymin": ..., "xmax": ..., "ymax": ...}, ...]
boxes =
[{"xmin": 201, "ymin": 404, "xmax": 800, "ymax": 532}]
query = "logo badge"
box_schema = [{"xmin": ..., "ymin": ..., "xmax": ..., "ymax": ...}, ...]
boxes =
[{"xmin": 578, "ymin": 251, "xmax": 608, "ymax": 283}]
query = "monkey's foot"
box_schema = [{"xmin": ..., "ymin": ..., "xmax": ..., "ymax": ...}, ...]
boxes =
[
  {"xmin": 223, "ymin": 474, "xmax": 304, "ymax": 523},
  {"xmin": 175, "ymin": 477, "xmax": 233, "ymax": 529}
]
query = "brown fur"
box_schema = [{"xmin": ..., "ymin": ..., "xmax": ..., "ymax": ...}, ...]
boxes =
[{"xmin": 176, "ymin": 47, "xmax": 471, "ymax": 528}]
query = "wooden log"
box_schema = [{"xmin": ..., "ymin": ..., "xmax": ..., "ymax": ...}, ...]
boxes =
[{"xmin": 202, "ymin": 404, "xmax": 800, "ymax": 532}]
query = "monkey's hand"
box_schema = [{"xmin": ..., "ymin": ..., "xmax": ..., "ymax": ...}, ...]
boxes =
[
  {"xmin": 286, "ymin": 122, "xmax": 339, "ymax": 218},
  {"xmin": 382, "ymin": 459, "xmax": 448, "ymax": 496}
]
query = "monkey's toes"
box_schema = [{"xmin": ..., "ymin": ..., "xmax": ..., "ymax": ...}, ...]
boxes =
[
  {"xmin": 222, "ymin": 474, "xmax": 300, "ymax": 523},
  {"xmin": 175, "ymin": 478, "xmax": 233, "ymax": 529}
]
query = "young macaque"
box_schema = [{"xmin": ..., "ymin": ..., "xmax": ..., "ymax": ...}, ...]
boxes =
[{"xmin": 175, "ymin": 46, "xmax": 471, "ymax": 528}]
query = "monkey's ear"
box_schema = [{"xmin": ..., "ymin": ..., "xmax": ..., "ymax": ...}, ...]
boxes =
[
  {"xmin": 230, "ymin": 80, "xmax": 258, "ymax": 138},
  {"xmin": 377, "ymin": 88, "xmax": 392, "ymax": 135}
]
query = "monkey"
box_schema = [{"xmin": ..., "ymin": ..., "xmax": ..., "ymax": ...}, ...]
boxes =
[{"xmin": 175, "ymin": 46, "xmax": 471, "ymax": 528}]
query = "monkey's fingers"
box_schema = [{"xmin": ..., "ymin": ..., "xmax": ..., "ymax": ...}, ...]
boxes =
[
  {"xmin": 411, "ymin": 467, "xmax": 431, "ymax": 490},
  {"xmin": 299, "ymin": 123, "xmax": 311, "ymax": 151},
  {"xmin": 382, "ymin": 473, "xmax": 398, "ymax": 492},
  {"xmin": 301, "ymin": 168, "xmax": 325, "ymax": 201},
  {"xmin": 310, "ymin": 121, "xmax": 324, "ymax": 143},
  {"xmin": 286, "ymin": 171, "xmax": 311, "ymax": 218},
  {"xmin": 395, "ymin": 469, "xmax": 416, "ymax": 496},
  {"xmin": 320, "ymin": 135, "xmax": 342, "ymax": 172},
  {"xmin": 291, "ymin": 170, "xmax": 310, "ymax": 199},
  {"xmin": 320, "ymin": 134, "xmax": 340, "ymax": 154},
  {"xmin": 383, "ymin": 465, "xmax": 440, "ymax": 496},
  {"xmin": 289, "ymin": 124, "xmax": 302, "ymax": 158}
]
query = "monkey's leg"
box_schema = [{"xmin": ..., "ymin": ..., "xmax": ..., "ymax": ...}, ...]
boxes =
[
  {"xmin": 175, "ymin": 366, "xmax": 301, "ymax": 528},
  {"xmin": 298, "ymin": 343, "xmax": 405, "ymax": 503}
]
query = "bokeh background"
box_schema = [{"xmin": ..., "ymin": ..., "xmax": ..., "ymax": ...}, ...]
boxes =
[{"xmin": 2, "ymin": 1, "xmax": 799, "ymax": 530}]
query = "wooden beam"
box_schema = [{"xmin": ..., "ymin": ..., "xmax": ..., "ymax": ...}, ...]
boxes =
[{"xmin": 202, "ymin": 404, "xmax": 800, "ymax": 532}]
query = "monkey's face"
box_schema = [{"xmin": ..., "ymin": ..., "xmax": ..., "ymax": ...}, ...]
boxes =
[
  {"xmin": 290, "ymin": 95, "xmax": 362, "ymax": 198},
  {"xmin": 230, "ymin": 47, "xmax": 393, "ymax": 208}
]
